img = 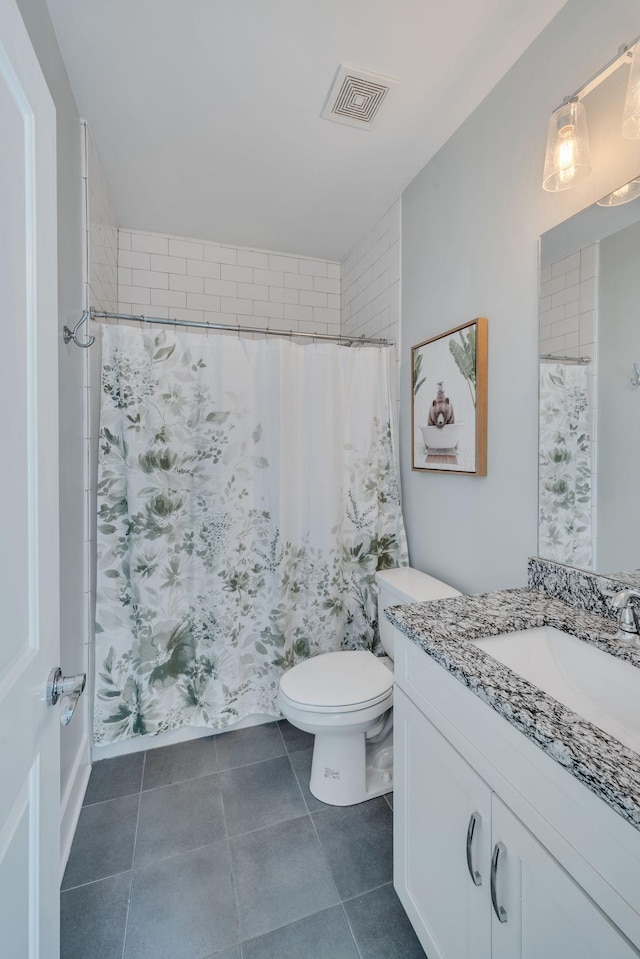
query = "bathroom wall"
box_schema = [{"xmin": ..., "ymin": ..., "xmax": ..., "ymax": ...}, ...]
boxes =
[
  {"xmin": 400, "ymin": 0, "xmax": 640, "ymax": 594},
  {"xmin": 117, "ymin": 230, "xmax": 340, "ymax": 336},
  {"xmin": 341, "ymin": 199, "xmax": 401, "ymax": 347},
  {"xmin": 14, "ymin": 0, "xmax": 88, "ymax": 872}
]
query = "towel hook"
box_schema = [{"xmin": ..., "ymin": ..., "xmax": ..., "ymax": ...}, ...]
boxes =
[
  {"xmin": 63, "ymin": 310, "xmax": 95, "ymax": 349},
  {"xmin": 631, "ymin": 363, "xmax": 640, "ymax": 388}
]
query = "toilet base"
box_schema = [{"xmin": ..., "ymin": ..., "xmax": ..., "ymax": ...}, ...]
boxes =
[{"xmin": 309, "ymin": 727, "xmax": 393, "ymax": 806}]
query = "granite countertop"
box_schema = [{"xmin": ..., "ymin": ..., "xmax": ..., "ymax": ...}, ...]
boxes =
[{"xmin": 386, "ymin": 587, "xmax": 640, "ymax": 830}]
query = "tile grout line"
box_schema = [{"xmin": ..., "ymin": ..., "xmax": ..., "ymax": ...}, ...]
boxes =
[
  {"xmin": 340, "ymin": 878, "xmax": 395, "ymax": 906},
  {"xmin": 215, "ymin": 737, "xmax": 243, "ymax": 955},
  {"xmin": 61, "ymin": 866, "xmax": 134, "ymax": 894},
  {"xmin": 340, "ymin": 902, "xmax": 366, "ymax": 959},
  {"xmin": 82, "ymin": 788, "xmax": 143, "ymax": 809},
  {"xmin": 120, "ymin": 750, "xmax": 146, "ymax": 959},
  {"xmin": 277, "ymin": 727, "xmax": 313, "ymax": 818},
  {"xmin": 306, "ymin": 805, "xmax": 365, "ymax": 958},
  {"xmin": 304, "ymin": 804, "xmax": 397, "ymax": 959}
]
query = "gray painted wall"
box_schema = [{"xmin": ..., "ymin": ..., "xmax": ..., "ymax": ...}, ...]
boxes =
[
  {"xmin": 15, "ymin": 0, "xmax": 87, "ymax": 825},
  {"xmin": 401, "ymin": 0, "xmax": 640, "ymax": 594}
]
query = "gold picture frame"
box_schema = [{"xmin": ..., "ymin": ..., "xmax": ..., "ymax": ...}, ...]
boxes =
[{"xmin": 411, "ymin": 317, "xmax": 487, "ymax": 476}]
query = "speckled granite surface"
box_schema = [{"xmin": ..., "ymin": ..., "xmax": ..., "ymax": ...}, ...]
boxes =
[
  {"xmin": 386, "ymin": 583, "xmax": 640, "ymax": 830},
  {"xmin": 528, "ymin": 556, "xmax": 640, "ymax": 619}
]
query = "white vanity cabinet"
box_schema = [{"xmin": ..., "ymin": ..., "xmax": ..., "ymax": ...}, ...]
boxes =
[
  {"xmin": 490, "ymin": 796, "xmax": 636, "ymax": 959},
  {"xmin": 395, "ymin": 687, "xmax": 491, "ymax": 958},
  {"xmin": 393, "ymin": 630, "xmax": 640, "ymax": 959}
]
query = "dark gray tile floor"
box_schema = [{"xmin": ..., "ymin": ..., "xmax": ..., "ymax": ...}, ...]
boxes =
[{"xmin": 61, "ymin": 721, "xmax": 426, "ymax": 959}]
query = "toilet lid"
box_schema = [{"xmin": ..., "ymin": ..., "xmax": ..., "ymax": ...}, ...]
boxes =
[{"xmin": 280, "ymin": 650, "xmax": 394, "ymax": 710}]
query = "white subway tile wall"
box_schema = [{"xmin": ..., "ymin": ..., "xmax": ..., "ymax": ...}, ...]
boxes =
[
  {"xmin": 539, "ymin": 243, "xmax": 598, "ymax": 565},
  {"xmin": 341, "ymin": 199, "xmax": 400, "ymax": 350},
  {"xmin": 118, "ymin": 230, "xmax": 341, "ymax": 336},
  {"xmin": 539, "ymin": 245, "xmax": 597, "ymax": 359}
]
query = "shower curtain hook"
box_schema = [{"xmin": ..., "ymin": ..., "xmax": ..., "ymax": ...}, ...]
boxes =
[{"xmin": 63, "ymin": 309, "xmax": 95, "ymax": 349}]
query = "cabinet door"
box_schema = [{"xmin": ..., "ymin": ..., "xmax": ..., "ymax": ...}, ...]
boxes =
[
  {"xmin": 394, "ymin": 687, "xmax": 492, "ymax": 959},
  {"xmin": 490, "ymin": 797, "xmax": 639, "ymax": 959}
]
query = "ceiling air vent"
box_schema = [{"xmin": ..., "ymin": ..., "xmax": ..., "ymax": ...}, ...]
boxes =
[{"xmin": 322, "ymin": 66, "xmax": 398, "ymax": 129}]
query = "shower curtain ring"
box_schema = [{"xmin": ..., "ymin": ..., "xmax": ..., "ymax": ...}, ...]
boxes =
[{"xmin": 63, "ymin": 310, "xmax": 95, "ymax": 348}]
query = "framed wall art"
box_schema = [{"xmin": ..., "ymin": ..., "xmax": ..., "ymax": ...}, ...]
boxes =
[{"xmin": 412, "ymin": 317, "xmax": 487, "ymax": 476}]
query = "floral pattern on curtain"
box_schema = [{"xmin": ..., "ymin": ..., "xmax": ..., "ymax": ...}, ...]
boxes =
[
  {"xmin": 94, "ymin": 325, "xmax": 408, "ymax": 744},
  {"xmin": 539, "ymin": 362, "xmax": 592, "ymax": 568}
]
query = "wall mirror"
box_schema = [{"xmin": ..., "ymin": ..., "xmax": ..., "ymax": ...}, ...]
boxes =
[{"xmin": 538, "ymin": 176, "xmax": 640, "ymax": 577}]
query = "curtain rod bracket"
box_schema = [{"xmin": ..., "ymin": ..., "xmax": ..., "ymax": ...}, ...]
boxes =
[{"xmin": 63, "ymin": 310, "xmax": 95, "ymax": 348}]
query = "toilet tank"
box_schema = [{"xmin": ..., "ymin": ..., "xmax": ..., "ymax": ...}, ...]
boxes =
[{"xmin": 375, "ymin": 567, "xmax": 461, "ymax": 659}]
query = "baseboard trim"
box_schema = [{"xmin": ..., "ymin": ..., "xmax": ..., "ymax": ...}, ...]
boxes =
[{"xmin": 59, "ymin": 734, "xmax": 91, "ymax": 883}]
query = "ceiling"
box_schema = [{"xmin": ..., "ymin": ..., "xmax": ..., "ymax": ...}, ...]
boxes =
[{"xmin": 46, "ymin": 0, "xmax": 567, "ymax": 261}]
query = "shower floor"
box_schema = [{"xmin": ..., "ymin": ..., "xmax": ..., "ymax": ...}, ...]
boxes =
[{"xmin": 60, "ymin": 720, "xmax": 426, "ymax": 959}]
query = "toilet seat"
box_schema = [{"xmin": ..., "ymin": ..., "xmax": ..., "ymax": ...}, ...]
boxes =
[{"xmin": 279, "ymin": 650, "xmax": 393, "ymax": 713}]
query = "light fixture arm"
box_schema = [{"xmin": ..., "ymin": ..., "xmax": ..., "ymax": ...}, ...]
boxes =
[{"xmin": 552, "ymin": 34, "xmax": 640, "ymax": 112}]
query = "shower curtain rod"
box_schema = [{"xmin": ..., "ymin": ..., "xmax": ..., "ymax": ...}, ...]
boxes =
[
  {"xmin": 540, "ymin": 353, "xmax": 592, "ymax": 365},
  {"xmin": 64, "ymin": 308, "xmax": 394, "ymax": 348}
]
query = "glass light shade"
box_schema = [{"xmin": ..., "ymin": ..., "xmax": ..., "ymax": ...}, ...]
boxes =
[
  {"xmin": 596, "ymin": 176, "xmax": 640, "ymax": 206},
  {"xmin": 542, "ymin": 100, "xmax": 591, "ymax": 192},
  {"xmin": 622, "ymin": 46, "xmax": 640, "ymax": 138}
]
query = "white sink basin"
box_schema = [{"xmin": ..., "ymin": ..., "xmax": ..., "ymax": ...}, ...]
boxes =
[{"xmin": 472, "ymin": 626, "xmax": 640, "ymax": 754}]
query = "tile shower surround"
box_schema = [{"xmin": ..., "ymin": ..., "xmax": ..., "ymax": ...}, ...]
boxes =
[
  {"xmin": 341, "ymin": 199, "xmax": 401, "ymax": 346},
  {"xmin": 117, "ymin": 229, "xmax": 341, "ymax": 338},
  {"xmin": 61, "ymin": 720, "xmax": 425, "ymax": 959}
]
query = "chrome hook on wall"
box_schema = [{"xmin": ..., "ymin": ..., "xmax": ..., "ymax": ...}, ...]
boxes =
[
  {"xmin": 631, "ymin": 363, "xmax": 640, "ymax": 388},
  {"xmin": 63, "ymin": 309, "xmax": 96, "ymax": 348}
]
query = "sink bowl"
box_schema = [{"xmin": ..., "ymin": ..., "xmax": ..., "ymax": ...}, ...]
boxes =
[{"xmin": 472, "ymin": 626, "xmax": 640, "ymax": 754}]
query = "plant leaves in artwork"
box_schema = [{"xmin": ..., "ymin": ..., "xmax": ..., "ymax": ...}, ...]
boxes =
[
  {"xmin": 413, "ymin": 352, "xmax": 425, "ymax": 396},
  {"xmin": 449, "ymin": 328, "xmax": 477, "ymax": 406}
]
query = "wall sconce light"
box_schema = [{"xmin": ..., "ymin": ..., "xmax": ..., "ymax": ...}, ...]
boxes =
[
  {"xmin": 596, "ymin": 175, "xmax": 640, "ymax": 206},
  {"xmin": 543, "ymin": 34, "xmax": 640, "ymax": 192}
]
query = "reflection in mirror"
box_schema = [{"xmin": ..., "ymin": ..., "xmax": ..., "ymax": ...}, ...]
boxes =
[{"xmin": 538, "ymin": 176, "xmax": 640, "ymax": 576}]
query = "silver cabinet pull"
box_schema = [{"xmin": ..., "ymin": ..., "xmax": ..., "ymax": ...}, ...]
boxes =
[
  {"xmin": 465, "ymin": 812, "xmax": 482, "ymax": 886},
  {"xmin": 490, "ymin": 841, "xmax": 508, "ymax": 923},
  {"xmin": 46, "ymin": 668, "xmax": 86, "ymax": 726}
]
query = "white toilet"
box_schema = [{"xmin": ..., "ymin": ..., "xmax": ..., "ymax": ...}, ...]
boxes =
[{"xmin": 278, "ymin": 566, "xmax": 461, "ymax": 805}]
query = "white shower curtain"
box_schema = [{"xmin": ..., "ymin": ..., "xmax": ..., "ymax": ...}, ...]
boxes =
[
  {"xmin": 94, "ymin": 325, "xmax": 408, "ymax": 744},
  {"xmin": 538, "ymin": 361, "xmax": 592, "ymax": 568}
]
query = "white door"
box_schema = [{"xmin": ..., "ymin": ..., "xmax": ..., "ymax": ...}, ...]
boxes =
[
  {"xmin": 491, "ymin": 796, "xmax": 639, "ymax": 959},
  {"xmin": 394, "ymin": 687, "xmax": 492, "ymax": 959},
  {"xmin": 0, "ymin": 1, "xmax": 60, "ymax": 957}
]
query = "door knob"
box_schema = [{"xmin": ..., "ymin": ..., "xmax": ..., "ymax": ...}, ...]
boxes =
[{"xmin": 46, "ymin": 668, "xmax": 86, "ymax": 726}]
